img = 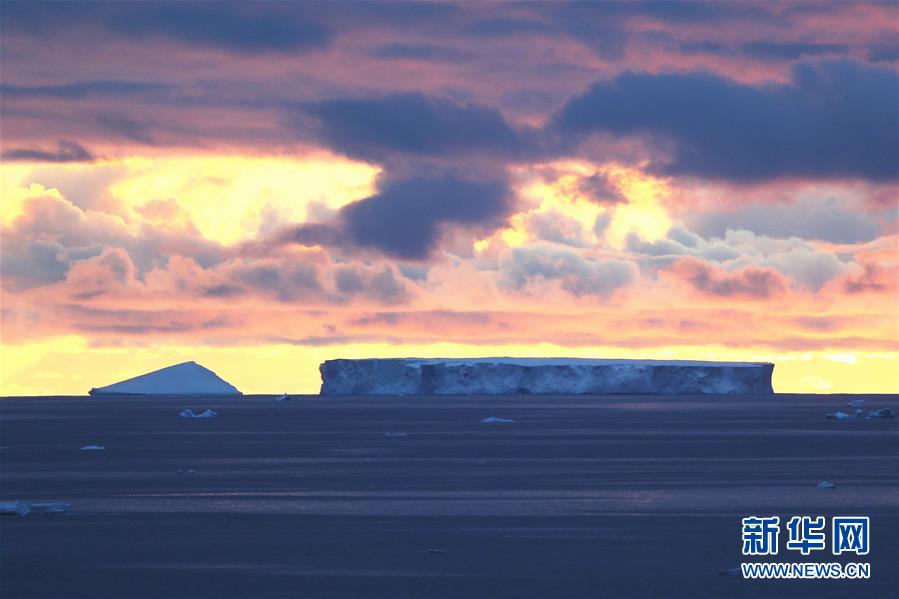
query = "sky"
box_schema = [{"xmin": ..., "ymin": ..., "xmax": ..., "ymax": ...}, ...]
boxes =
[{"xmin": 1, "ymin": 0, "xmax": 897, "ymax": 395}]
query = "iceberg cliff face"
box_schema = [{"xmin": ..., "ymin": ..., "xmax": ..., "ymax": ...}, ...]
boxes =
[{"xmin": 320, "ymin": 358, "xmax": 774, "ymax": 396}]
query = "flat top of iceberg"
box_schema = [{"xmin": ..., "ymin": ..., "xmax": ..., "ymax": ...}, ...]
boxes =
[
  {"xmin": 326, "ymin": 357, "xmax": 772, "ymax": 368},
  {"xmin": 90, "ymin": 361, "xmax": 241, "ymax": 396}
]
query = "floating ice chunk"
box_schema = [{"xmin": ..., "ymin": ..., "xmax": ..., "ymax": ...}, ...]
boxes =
[
  {"xmin": 846, "ymin": 399, "xmax": 865, "ymax": 408},
  {"xmin": 275, "ymin": 394, "xmax": 290, "ymax": 401},
  {"xmin": 816, "ymin": 481, "xmax": 836, "ymax": 489},
  {"xmin": 825, "ymin": 411, "xmax": 853, "ymax": 420},
  {"xmin": 481, "ymin": 416, "xmax": 516, "ymax": 424},
  {"xmin": 30, "ymin": 502, "xmax": 71, "ymax": 514},
  {"xmin": 0, "ymin": 501, "xmax": 31, "ymax": 516},
  {"xmin": 428, "ymin": 549, "xmax": 446, "ymax": 554},
  {"xmin": 176, "ymin": 469, "xmax": 196, "ymax": 474},
  {"xmin": 384, "ymin": 432, "xmax": 408, "ymax": 438},
  {"xmin": 179, "ymin": 408, "xmax": 217, "ymax": 418},
  {"xmin": 867, "ymin": 408, "xmax": 895, "ymax": 419},
  {"xmin": 80, "ymin": 445, "xmax": 105, "ymax": 450},
  {"xmin": 0, "ymin": 501, "xmax": 70, "ymax": 516}
]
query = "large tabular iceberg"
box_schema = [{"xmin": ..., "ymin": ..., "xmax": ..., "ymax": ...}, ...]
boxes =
[
  {"xmin": 89, "ymin": 361, "xmax": 241, "ymax": 396},
  {"xmin": 320, "ymin": 358, "xmax": 774, "ymax": 396}
]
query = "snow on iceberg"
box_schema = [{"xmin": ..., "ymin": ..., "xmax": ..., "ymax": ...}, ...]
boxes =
[
  {"xmin": 319, "ymin": 358, "xmax": 774, "ymax": 396},
  {"xmin": 89, "ymin": 361, "xmax": 241, "ymax": 396}
]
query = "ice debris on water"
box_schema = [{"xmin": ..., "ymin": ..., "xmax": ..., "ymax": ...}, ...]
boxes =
[
  {"xmin": 0, "ymin": 501, "xmax": 70, "ymax": 516},
  {"xmin": 825, "ymin": 411, "xmax": 853, "ymax": 420},
  {"xmin": 428, "ymin": 549, "xmax": 446, "ymax": 554},
  {"xmin": 867, "ymin": 408, "xmax": 895, "ymax": 419},
  {"xmin": 275, "ymin": 393, "xmax": 290, "ymax": 401},
  {"xmin": 846, "ymin": 399, "xmax": 865, "ymax": 408},
  {"xmin": 80, "ymin": 445, "xmax": 105, "ymax": 450},
  {"xmin": 384, "ymin": 432, "xmax": 408, "ymax": 438},
  {"xmin": 481, "ymin": 417, "xmax": 515, "ymax": 424},
  {"xmin": 816, "ymin": 481, "xmax": 836, "ymax": 489},
  {"xmin": 179, "ymin": 408, "xmax": 217, "ymax": 418},
  {"xmin": 825, "ymin": 407, "xmax": 895, "ymax": 420}
]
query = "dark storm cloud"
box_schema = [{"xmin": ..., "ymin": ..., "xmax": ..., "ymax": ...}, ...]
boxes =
[
  {"xmin": 2, "ymin": 141, "xmax": 95, "ymax": 163},
  {"xmin": 296, "ymin": 93, "xmax": 532, "ymax": 162},
  {"xmin": 553, "ymin": 60, "xmax": 899, "ymax": 181},
  {"xmin": 1, "ymin": 1, "xmax": 332, "ymax": 53},
  {"xmin": 287, "ymin": 175, "xmax": 511, "ymax": 260}
]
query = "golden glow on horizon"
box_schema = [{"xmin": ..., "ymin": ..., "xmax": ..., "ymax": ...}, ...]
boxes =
[
  {"xmin": 1, "ymin": 336, "xmax": 897, "ymax": 396},
  {"xmin": 2, "ymin": 157, "xmax": 895, "ymax": 398}
]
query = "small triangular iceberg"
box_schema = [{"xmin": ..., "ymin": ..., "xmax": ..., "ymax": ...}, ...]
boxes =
[{"xmin": 89, "ymin": 361, "xmax": 241, "ymax": 396}]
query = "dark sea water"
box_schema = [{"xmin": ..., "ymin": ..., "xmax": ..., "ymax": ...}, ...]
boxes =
[{"xmin": 1, "ymin": 394, "xmax": 897, "ymax": 598}]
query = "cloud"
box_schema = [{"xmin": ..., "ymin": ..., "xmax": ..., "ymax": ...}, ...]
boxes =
[
  {"xmin": 1, "ymin": 2, "xmax": 332, "ymax": 54},
  {"xmin": 672, "ymin": 258, "xmax": 786, "ymax": 299},
  {"xmin": 578, "ymin": 172, "xmax": 627, "ymax": 204},
  {"xmin": 501, "ymin": 244, "xmax": 635, "ymax": 298},
  {"xmin": 688, "ymin": 196, "xmax": 881, "ymax": 244},
  {"xmin": 1, "ymin": 141, "xmax": 95, "ymax": 163},
  {"xmin": 287, "ymin": 174, "xmax": 512, "ymax": 259},
  {"xmin": 371, "ymin": 43, "xmax": 472, "ymax": 62},
  {"xmin": 296, "ymin": 93, "xmax": 530, "ymax": 161},
  {"xmin": 333, "ymin": 265, "xmax": 409, "ymax": 304},
  {"xmin": 843, "ymin": 263, "xmax": 891, "ymax": 294},
  {"xmin": 553, "ymin": 60, "xmax": 898, "ymax": 181},
  {"xmin": 739, "ymin": 42, "xmax": 849, "ymax": 61},
  {"xmin": 0, "ymin": 80, "xmax": 169, "ymax": 99},
  {"xmin": 628, "ymin": 227, "xmax": 854, "ymax": 291},
  {"xmin": 64, "ymin": 247, "xmax": 139, "ymax": 300}
]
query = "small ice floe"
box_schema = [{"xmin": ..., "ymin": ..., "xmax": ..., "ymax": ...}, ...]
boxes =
[
  {"xmin": 816, "ymin": 481, "xmax": 836, "ymax": 489},
  {"xmin": 825, "ymin": 411, "xmax": 853, "ymax": 420},
  {"xmin": 275, "ymin": 393, "xmax": 290, "ymax": 401},
  {"xmin": 80, "ymin": 445, "xmax": 105, "ymax": 451},
  {"xmin": 852, "ymin": 409, "xmax": 865, "ymax": 418},
  {"xmin": 716, "ymin": 567, "xmax": 741, "ymax": 577},
  {"xmin": 384, "ymin": 432, "xmax": 408, "ymax": 438},
  {"xmin": 481, "ymin": 417, "xmax": 515, "ymax": 424},
  {"xmin": 867, "ymin": 408, "xmax": 895, "ymax": 419},
  {"xmin": 176, "ymin": 469, "xmax": 196, "ymax": 475},
  {"xmin": 0, "ymin": 501, "xmax": 70, "ymax": 516},
  {"xmin": 179, "ymin": 408, "xmax": 217, "ymax": 418},
  {"xmin": 427, "ymin": 549, "xmax": 446, "ymax": 554},
  {"xmin": 846, "ymin": 399, "xmax": 865, "ymax": 408},
  {"xmin": 0, "ymin": 501, "xmax": 31, "ymax": 516}
]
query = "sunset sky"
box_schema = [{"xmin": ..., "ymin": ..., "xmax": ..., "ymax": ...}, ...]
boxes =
[{"xmin": 1, "ymin": 1, "xmax": 897, "ymax": 395}]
